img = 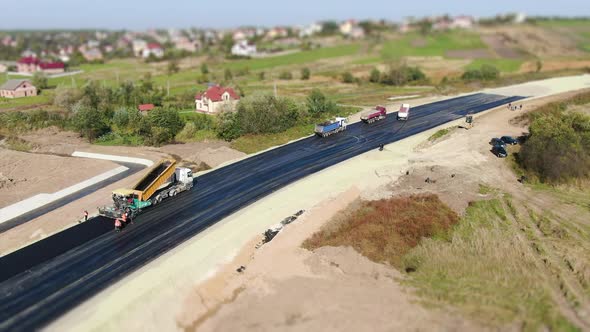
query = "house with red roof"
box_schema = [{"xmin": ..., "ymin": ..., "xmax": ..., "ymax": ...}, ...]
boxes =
[
  {"xmin": 138, "ymin": 103, "xmax": 155, "ymax": 114},
  {"xmin": 142, "ymin": 43, "xmax": 164, "ymax": 59},
  {"xmin": 17, "ymin": 57, "xmax": 65, "ymax": 74},
  {"xmin": 195, "ymin": 85, "xmax": 240, "ymax": 114}
]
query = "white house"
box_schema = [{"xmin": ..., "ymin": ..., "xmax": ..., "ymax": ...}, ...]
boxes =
[
  {"xmin": 142, "ymin": 43, "xmax": 165, "ymax": 58},
  {"xmin": 451, "ymin": 16, "xmax": 475, "ymax": 29},
  {"xmin": 339, "ymin": 20, "xmax": 357, "ymax": 35},
  {"xmin": 299, "ymin": 23, "xmax": 322, "ymax": 38},
  {"xmin": 195, "ymin": 85, "xmax": 240, "ymax": 114},
  {"xmin": 231, "ymin": 40, "xmax": 257, "ymax": 57},
  {"xmin": 132, "ymin": 39, "xmax": 147, "ymax": 57}
]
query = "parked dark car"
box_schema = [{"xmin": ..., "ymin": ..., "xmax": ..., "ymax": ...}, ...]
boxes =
[
  {"xmin": 501, "ymin": 136, "xmax": 519, "ymax": 145},
  {"xmin": 492, "ymin": 145, "xmax": 508, "ymax": 158},
  {"xmin": 489, "ymin": 138, "xmax": 506, "ymax": 148}
]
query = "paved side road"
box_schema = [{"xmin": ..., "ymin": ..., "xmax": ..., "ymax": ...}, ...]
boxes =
[{"xmin": 0, "ymin": 93, "xmax": 524, "ymax": 331}]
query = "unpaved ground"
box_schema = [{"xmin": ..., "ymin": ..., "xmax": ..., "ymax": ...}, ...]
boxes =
[
  {"xmin": 483, "ymin": 26, "xmax": 583, "ymax": 58},
  {"xmin": 47, "ymin": 75, "xmax": 590, "ymax": 331},
  {"xmin": 0, "ymin": 148, "xmax": 117, "ymax": 208}
]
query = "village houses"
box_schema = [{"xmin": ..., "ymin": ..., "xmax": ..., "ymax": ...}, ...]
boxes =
[
  {"xmin": 17, "ymin": 57, "xmax": 65, "ymax": 74},
  {"xmin": 195, "ymin": 85, "xmax": 240, "ymax": 114},
  {"xmin": 0, "ymin": 79, "xmax": 37, "ymax": 98}
]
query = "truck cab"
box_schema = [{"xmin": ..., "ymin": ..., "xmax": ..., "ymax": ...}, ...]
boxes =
[
  {"xmin": 175, "ymin": 167, "xmax": 193, "ymax": 185},
  {"xmin": 397, "ymin": 104, "xmax": 410, "ymax": 120}
]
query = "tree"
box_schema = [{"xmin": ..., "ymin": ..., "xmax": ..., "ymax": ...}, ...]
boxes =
[
  {"xmin": 200, "ymin": 63, "xmax": 209, "ymax": 74},
  {"xmin": 167, "ymin": 60, "xmax": 180, "ymax": 75},
  {"xmin": 53, "ymin": 86, "xmax": 82, "ymax": 111},
  {"xmin": 224, "ymin": 68, "xmax": 233, "ymax": 81},
  {"xmin": 417, "ymin": 19, "xmax": 433, "ymax": 35},
  {"xmin": 258, "ymin": 71, "xmax": 265, "ymax": 81},
  {"xmin": 145, "ymin": 108, "xmax": 184, "ymax": 146},
  {"xmin": 321, "ymin": 21, "xmax": 340, "ymax": 35},
  {"xmin": 301, "ymin": 67, "xmax": 311, "ymax": 80},
  {"xmin": 72, "ymin": 104, "xmax": 110, "ymax": 141},
  {"xmin": 369, "ymin": 68, "xmax": 381, "ymax": 83},
  {"xmin": 216, "ymin": 110, "xmax": 241, "ymax": 140},
  {"xmin": 306, "ymin": 89, "xmax": 337, "ymax": 115},
  {"xmin": 32, "ymin": 72, "xmax": 48, "ymax": 90}
]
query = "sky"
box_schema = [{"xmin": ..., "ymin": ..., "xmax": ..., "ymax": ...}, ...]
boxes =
[{"xmin": 0, "ymin": 0, "xmax": 589, "ymax": 30}]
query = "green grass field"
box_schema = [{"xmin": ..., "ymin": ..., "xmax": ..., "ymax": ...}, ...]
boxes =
[
  {"xmin": 381, "ymin": 31, "xmax": 486, "ymax": 60},
  {"xmin": 223, "ymin": 43, "xmax": 362, "ymax": 71},
  {"xmin": 466, "ymin": 58, "xmax": 524, "ymax": 73}
]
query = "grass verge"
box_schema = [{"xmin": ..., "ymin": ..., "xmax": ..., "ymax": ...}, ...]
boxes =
[{"xmin": 402, "ymin": 198, "xmax": 580, "ymax": 331}]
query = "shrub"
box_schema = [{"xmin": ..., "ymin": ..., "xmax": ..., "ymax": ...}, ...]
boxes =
[
  {"xmin": 224, "ymin": 68, "xmax": 233, "ymax": 81},
  {"xmin": 32, "ymin": 72, "xmax": 49, "ymax": 90},
  {"xmin": 301, "ymin": 67, "xmax": 311, "ymax": 80},
  {"xmin": 279, "ymin": 71, "xmax": 293, "ymax": 80},
  {"xmin": 519, "ymin": 112, "xmax": 590, "ymax": 183},
  {"xmin": 462, "ymin": 64, "xmax": 499, "ymax": 81},
  {"xmin": 306, "ymin": 89, "xmax": 337, "ymax": 115},
  {"xmin": 341, "ymin": 71, "xmax": 355, "ymax": 83},
  {"xmin": 369, "ymin": 68, "xmax": 380, "ymax": 83},
  {"xmin": 380, "ymin": 65, "xmax": 426, "ymax": 86},
  {"xmin": 258, "ymin": 71, "xmax": 266, "ymax": 81},
  {"xmin": 200, "ymin": 63, "xmax": 209, "ymax": 74},
  {"xmin": 216, "ymin": 110, "xmax": 242, "ymax": 141}
]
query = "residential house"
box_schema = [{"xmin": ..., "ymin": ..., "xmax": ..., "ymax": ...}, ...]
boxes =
[
  {"xmin": 231, "ymin": 40, "xmax": 257, "ymax": 57},
  {"xmin": 195, "ymin": 85, "xmax": 240, "ymax": 114},
  {"xmin": 451, "ymin": 16, "xmax": 475, "ymax": 29},
  {"xmin": 0, "ymin": 79, "xmax": 37, "ymax": 98},
  {"xmin": 17, "ymin": 57, "xmax": 65, "ymax": 74},
  {"xmin": 266, "ymin": 27, "xmax": 288, "ymax": 39},
  {"xmin": 174, "ymin": 37, "xmax": 201, "ymax": 53},
  {"xmin": 299, "ymin": 23, "xmax": 322, "ymax": 38},
  {"xmin": 138, "ymin": 103, "xmax": 155, "ymax": 114},
  {"xmin": 339, "ymin": 20, "xmax": 357, "ymax": 35},
  {"xmin": 81, "ymin": 48, "xmax": 104, "ymax": 61},
  {"xmin": 132, "ymin": 39, "xmax": 147, "ymax": 57},
  {"xmin": 142, "ymin": 43, "xmax": 164, "ymax": 58},
  {"xmin": 349, "ymin": 26, "xmax": 365, "ymax": 39}
]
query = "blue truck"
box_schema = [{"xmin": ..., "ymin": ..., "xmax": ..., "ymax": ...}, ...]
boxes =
[{"xmin": 314, "ymin": 117, "xmax": 348, "ymax": 137}]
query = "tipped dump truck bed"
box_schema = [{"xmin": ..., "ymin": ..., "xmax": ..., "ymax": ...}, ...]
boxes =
[{"xmin": 133, "ymin": 159, "xmax": 177, "ymax": 201}]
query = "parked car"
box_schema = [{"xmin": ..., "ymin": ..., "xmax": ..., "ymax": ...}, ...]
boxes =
[
  {"xmin": 490, "ymin": 138, "xmax": 506, "ymax": 148},
  {"xmin": 501, "ymin": 136, "xmax": 519, "ymax": 145},
  {"xmin": 492, "ymin": 145, "xmax": 508, "ymax": 158}
]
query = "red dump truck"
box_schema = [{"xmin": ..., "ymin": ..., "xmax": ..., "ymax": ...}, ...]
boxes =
[{"xmin": 361, "ymin": 106, "xmax": 387, "ymax": 124}]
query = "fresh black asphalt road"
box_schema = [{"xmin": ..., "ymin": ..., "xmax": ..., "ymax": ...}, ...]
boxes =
[
  {"xmin": 0, "ymin": 162, "xmax": 146, "ymax": 234},
  {"xmin": 0, "ymin": 93, "xmax": 524, "ymax": 331}
]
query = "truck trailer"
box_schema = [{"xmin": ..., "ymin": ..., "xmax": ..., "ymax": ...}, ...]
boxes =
[
  {"xmin": 98, "ymin": 159, "xmax": 193, "ymax": 220},
  {"xmin": 397, "ymin": 104, "xmax": 410, "ymax": 121},
  {"xmin": 314, "ymin": 117, "xmax": 348, "ymax": 137},
  {"xmin": 361, "ymin": 106, "xmax": 387, "ymax": 124}
]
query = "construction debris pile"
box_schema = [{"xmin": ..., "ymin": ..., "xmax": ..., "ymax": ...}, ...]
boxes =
[{"xmin": 257, "ymin": 210, "xmax": 305, "ymax": 248}]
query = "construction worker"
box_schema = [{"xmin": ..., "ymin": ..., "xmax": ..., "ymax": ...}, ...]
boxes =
[
  {"xmin": 83, "ymin": 210, "xmax": 88, "ymax": 222},
  {"xmin": 114, "ymin": 218, "xmax": 122, "ymax": 232}
]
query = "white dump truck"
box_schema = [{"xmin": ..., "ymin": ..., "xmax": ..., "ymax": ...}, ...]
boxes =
[{"xmin": 397, "ymin": 104, "xmax": 410, "ymax": 121}]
